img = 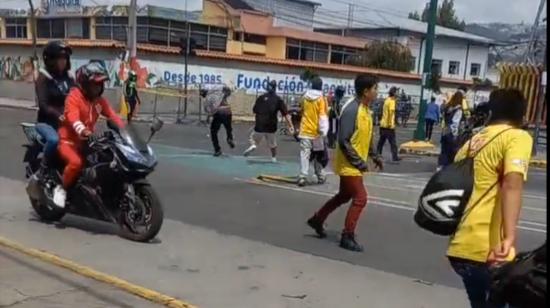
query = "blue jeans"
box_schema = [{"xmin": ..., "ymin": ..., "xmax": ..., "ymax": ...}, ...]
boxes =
[
  {"xmin": 450, "ymin": 258, "xmax": 507, "ymax": 308},
  {"xmin": 35, "ymin": 123, "xmax": 59, "ymax": 161}
]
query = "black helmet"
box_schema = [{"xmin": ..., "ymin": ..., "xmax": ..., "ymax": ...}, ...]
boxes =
[
  {"xmin": 75, "ymin": 61, "xmax": 110, "ymax": 99},
  {"xmin": 267, "ymin": 80, "xmax": 277, "ymax": 93},
  {"xmin": 334, "ymin": 86, "xmax": 346, "ymax": 98},
  {"xmin": 42, "ymin": 40, "xmax": 72, "ymax": 72}
]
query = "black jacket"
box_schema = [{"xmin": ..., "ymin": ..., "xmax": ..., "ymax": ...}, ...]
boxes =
[{"xmin": 35, "ymin": 68, "xmax": 75, "ymax": 130}]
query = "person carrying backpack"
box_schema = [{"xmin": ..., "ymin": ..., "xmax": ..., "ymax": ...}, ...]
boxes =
[{"xmin": 415, "ymin": 88, "xmax": 533, "ymax": 308}]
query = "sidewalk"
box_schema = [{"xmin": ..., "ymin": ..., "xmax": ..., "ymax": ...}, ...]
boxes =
[{"xmin": 0, "ymin": 246, "xmax": 160, "ymax": 308}]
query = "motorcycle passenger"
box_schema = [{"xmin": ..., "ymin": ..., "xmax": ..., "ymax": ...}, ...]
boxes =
[
  {"xmin": 35, "ymin": 41, "xmax": 75, "ymax": 169},
  {"xmin": 53, "ymin": 62, "xmax": 124, "ymax": 208}
]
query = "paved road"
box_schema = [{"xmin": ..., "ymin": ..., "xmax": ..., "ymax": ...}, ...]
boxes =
[
  {"xmin": 0, "ymin": 247, "xmax": 160, "ymax": 307},
  {"xmin": 0, "ymin": 107, "xmax": 546, "ymax": 305}
]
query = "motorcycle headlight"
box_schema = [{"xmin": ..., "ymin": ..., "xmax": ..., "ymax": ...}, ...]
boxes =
[{"xmin": 117, "ymin": 144, "xmax": 147, "ymax": 164}]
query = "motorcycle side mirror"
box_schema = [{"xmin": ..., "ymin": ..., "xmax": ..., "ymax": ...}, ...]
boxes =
[
  {"xmin": 147, "ymin": 118, "xmax": 164, "ymax": 143},
  {"xmin": 150, "ymin": 118, "xmax": 164, "ymax": 133},
  {"xmin": 107, "ymin": 119, "xmax": 120, "ymax": 133}
]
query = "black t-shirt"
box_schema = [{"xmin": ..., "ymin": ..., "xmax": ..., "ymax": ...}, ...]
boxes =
[
  {"xmin": 253, "ymin": 93, "xmax": 287, "ymax": 133},
  {"xmin": 36, "ymin": 72, "xmax": 75, "ymax": 130}
]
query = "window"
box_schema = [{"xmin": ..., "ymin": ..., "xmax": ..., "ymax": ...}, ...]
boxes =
[
  {"xmin": 94, "ymin": 17, "xmax": 226, "ymax": 51},
  {"xmin": 411, "ymin": 57, "xmax": 417, "ymax": 71},
  {"xmin": 95, "ymin": 17, "xmax": 128, "ymax": 41},
  {"xmin": 431, "ymin": 59, "xmax": 443, "ymax": 75},
  {"xmin": 330, "ymin": 45, "xmax": 358, "ymax": 65},
  {"xmin": 286, "ymin": 40, "xmax": 330, "ymax": 63},
  {"xmin": 470, "ymin": 63, "xmax": 481, "ymax": 77},
  {"xmin": 448, "ymin": 61, "xmax": 460, "ymax": 75},
  {"xmin": 5, "ymin": 18, "xmax": 27, "ymax": 39}
]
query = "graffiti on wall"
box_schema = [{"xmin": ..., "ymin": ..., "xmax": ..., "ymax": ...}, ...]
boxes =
[{"xmin": 0, "ymin": 56, "xmax": 36, "ymax": 82}]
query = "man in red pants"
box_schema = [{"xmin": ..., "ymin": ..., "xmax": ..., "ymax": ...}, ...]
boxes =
[
  {"xmin": 53, "ymin": 62, "xmax": 124, "ymax": 208},
  {"xmin": 307, "ymin": 74, "xmax": 383, "ymax": 252}
]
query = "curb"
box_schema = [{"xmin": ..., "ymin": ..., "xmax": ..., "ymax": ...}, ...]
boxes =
[
  {"xmin": 400, "ymin": 149, "xmax": 547, "ymax": 169},
  {"xmin": 0, "ymin": 103, "xmax": 37, "ymax": 111},
  {"xmin": 0, "ymin": 236, "xmax": 197, "ymax": 308}
]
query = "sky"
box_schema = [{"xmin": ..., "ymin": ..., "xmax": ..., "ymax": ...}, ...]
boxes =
[{"xmin": 0, "ymin": 0, "xmax": 545, "ymax": 24}]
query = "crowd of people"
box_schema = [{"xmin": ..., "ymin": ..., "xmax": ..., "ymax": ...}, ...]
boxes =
[{"xmin": 31, "ymin": 39, "xmax": 544, "ymax": 308}]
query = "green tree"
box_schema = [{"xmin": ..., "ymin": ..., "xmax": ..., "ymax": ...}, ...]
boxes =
[
  {"xmin": 408, "ymin": 11, "xmax": 421, "ymax": 21},
  {"xmin": 347, "ymin": 41, "xmax": 415, "ymax": 72},
  {"xmin": 408, "ymin": 0, "xmax": 466, "ymax": 31}
]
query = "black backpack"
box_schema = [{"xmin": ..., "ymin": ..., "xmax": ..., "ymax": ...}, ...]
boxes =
[
  {"xmin": 414, "ymin": 128, "xmax": 513, "ymax": 236},
  {"xmin": 489, "ymin": 242, "xmax": 547, "ymax": 308}
]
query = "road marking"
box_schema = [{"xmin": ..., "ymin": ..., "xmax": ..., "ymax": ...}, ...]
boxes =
[
  {"xmin": 237, "ymin": 178, "xmax": 547, "ymax": 234},
  {"xmin": 0, "ymin": 236, "xmax": 197, "ymax": 308}
]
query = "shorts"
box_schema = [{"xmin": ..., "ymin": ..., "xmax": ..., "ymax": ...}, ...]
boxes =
[{"xmin": 250, "ymin": 131, "xmax": 277, "ymax": 148}]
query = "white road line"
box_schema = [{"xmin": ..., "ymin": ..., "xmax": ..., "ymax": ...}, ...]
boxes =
[
  {"xmin": 236, "ymin": 177, "xmax": 547, "ymax": 234},
  {"xmin": 520, "ymin": 221, "xmax": 547, "ymax": 227}
]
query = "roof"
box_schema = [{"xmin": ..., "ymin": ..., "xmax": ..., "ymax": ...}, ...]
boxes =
[
  {"xmin": 0, "ymin": 39, "xmax": 471, "ymax": 86},
  {"xmin": 314, "ymin": 10, "xmax": 495, "ymax": 45},
  {"xmin": 238, "ymin": 10, "xmax": 368, "ymax": 49}
]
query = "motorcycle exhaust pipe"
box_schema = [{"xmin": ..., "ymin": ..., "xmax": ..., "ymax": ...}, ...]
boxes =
[{"xmin": 26, "ymin": 174, "xmax": 42, "ymax": 201}]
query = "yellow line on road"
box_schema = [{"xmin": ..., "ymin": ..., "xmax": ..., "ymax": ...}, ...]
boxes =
[{"xmin": 0, "ymin": 236, "xmax": 197, "ymax": 308}]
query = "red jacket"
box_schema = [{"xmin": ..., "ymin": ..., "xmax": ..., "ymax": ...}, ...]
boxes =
[{"xmin": 59, "ymin": 87, "xmax": 124, "ymax": 145}]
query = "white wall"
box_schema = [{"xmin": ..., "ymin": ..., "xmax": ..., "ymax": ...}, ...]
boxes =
[{"xmin": 415, "ymin": 37, "xmax": 489, "ymax": 81}]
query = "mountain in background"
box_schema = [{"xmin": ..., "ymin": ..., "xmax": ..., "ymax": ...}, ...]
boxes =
[{"xmin": 466, "ymin": 22, "xmax": 546, "ymax": 65}]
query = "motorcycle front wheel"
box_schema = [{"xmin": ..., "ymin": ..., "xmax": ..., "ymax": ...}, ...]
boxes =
[
  {"xmin": 119, "ymin": 183, "xmax": 164, "ymax": 242},
  {"xmin": 30, "ymin": 198, "xmax": 65, "ymax": 222}
]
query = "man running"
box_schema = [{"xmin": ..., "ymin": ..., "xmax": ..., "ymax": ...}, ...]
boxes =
[
  {"xmin": 243, "ymin": 80, "xmax": 294, "ymax": 162},
  {"xmin": 297, "ymin": 76, "xmax": 329, "ymax": 187},
  {"xmin": 306, "ymin": 74, "xmax": 383, "ymax": 252}
]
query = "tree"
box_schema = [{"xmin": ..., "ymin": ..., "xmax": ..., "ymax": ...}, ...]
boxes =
[
  {"xmin": 347, "ymin": 41, "xmax": 415, "ymax": 72},
  {"xmin": 408, "ymin": 11, "xmax": 421, "ymax": 21},
  {"xmin": 408, "ymin": 0, "xmax": 466, "ymax": 31},
  {"xmin": 300, "ymin": 68, "xmax": 319, "ymax": 82}
]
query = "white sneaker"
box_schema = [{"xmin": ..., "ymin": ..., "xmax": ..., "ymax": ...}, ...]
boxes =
[
  {"xmin": 243, "ymin": 145, "xmax": 256, "ymax": 157},
  {"xmin": 271, "ymin": 157, "xmax": 277, "ymax": 163},
  {"xmin": 53, "ymin": 185, "xmax": 66, "ymax": 208}
]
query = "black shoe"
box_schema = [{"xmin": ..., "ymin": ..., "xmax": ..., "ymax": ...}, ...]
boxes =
[
  {"xmin": 227, "ymin": 140, "xmax": 235, "ymax": 149},
  {"xmin": 297, "ymin": 178, "xmax": 307, "ymax": 187},
  {"xmin": 340, "ymin": 233, "xmax": 364, "ymax": 252},
  {"xmin": 392, "ymin": 157, "xmax": 402, "ymax": 162},
  {"xmin": 213, "ymin": 151, "xmax": 222, "ymax": 157},
  {"xmin": 307, "ymin": 217, "xmax": 327, "ymax": 238},
  {"xmin": 317, "ymin": 176, "xmax": 327, "ymax": 185}
]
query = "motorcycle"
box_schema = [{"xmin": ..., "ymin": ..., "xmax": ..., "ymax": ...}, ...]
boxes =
[{"xmin": 21, "ymin": 119, "xmax": 165, "ymax": 242}]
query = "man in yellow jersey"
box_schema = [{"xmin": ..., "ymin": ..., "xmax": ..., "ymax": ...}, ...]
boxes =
[
  {"xmin": 447, "ymin": 89, "xmax": 533, "ymax": 307},
  {"xmin": 458, "ymin": 86, "xmax": 472, "ymax": 120},
  {"xmin": 307, "ymin": 74, "xmax": 383, "ymax": 252},
  {"xmin": 297, "ymin": 76, "xmax": 329, "ymax": 187},
  {"xmin": 376, "ymin": 87, "xmax": 401, "ymax": 162}
]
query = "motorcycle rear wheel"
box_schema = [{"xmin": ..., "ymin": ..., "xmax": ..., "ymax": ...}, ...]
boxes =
[{"xmin": 119, "ymin": 184, "xmax": 164, "ymax": 242}]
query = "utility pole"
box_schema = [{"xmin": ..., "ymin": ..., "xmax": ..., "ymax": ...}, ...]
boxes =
[
  {"xmin": 534, "ymin": 46, "xmax": 547, "ymax": 155},
  {"xmin": 413, "ymin": 0, "xmax": 438, "ymax": 141},
  {"xmin": 347, "ymin": 2, "xmax": 354, "ymax": 29},
  {"xmin": 182, "ymin": 0, "xmax": 191, "ymax": 122},
  {"xmin": 127, "ymin": 0, "xmax": 137, "ymax": 64},
  {"xmin": 524, "ymin": 0, "xmax": 546, "ymax": 64},
  {"xmin": 28, "ymin": 0, "xmax": 38, "ymax": 106}
]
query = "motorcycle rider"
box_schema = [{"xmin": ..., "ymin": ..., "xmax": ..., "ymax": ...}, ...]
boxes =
[
  {"xmin": 53, "ymin": 61, "xmax": 124, "ymax": 208},
  {"xmin": 35, "ymin": 41, "xmax": 75, "ymax": 169}
]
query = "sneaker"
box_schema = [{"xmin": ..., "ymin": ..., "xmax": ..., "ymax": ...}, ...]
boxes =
[
  {"xmin": 392, "ymin": 157, "xmax": 402, "ymax": 162},
  {"xmin": 307, "ymin": 217, "xmax": 327, "ymax": 238},
  {"xmin": 213, "ymin": 151, "xmax": 222, "ymax": 157},
  {"xmin": 271, "ymin": 157, "xmax": 277, "ymax": 163},
  {"xmin": 227, "ymin": 140, "xmax": 235, "ymax": 149},
  {"xmin": 297, "ymin": 178, "xmax": 307, "ymax": 187},
  {"xmin": 317, "ymin": 175, "xmax": 327, "ymax": 185},
  {"xmin": 52, "ymin": 185, "xmax": 66, "ymax": 208},
  {"xmin": 243, "ymin": 145, "xmax": 256, "ymax": 157},
  {"xmin": 340, "ymin": 233, "xmax": 364, "ymax": 252}
]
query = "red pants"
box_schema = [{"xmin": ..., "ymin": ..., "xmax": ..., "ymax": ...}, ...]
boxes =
[
  {"xmin": 314, "ymin": 176, "xmax": 367, "ymax": 234},
  {"xmin": 58, "ymin": 141, "xmax": 84, "ymax": 189}
]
